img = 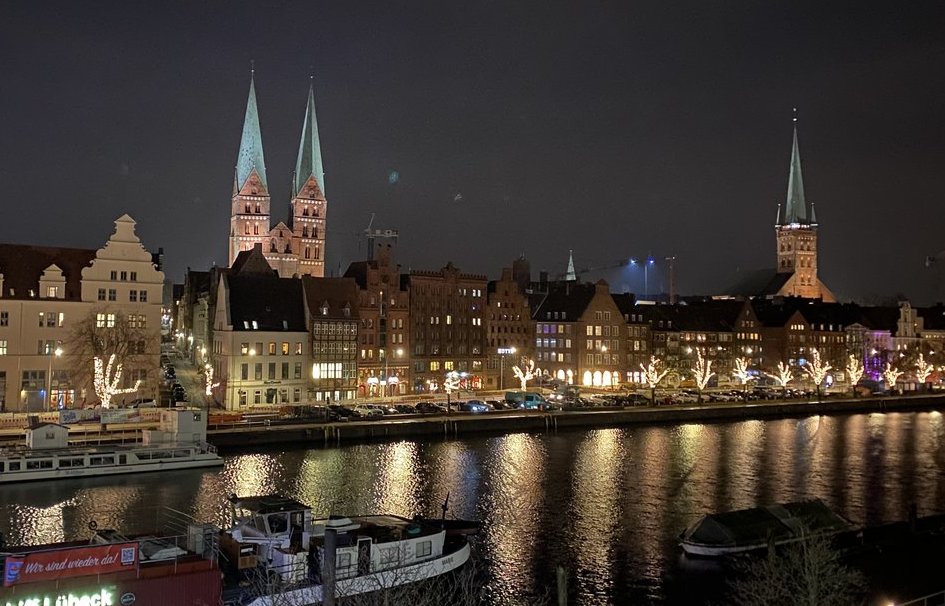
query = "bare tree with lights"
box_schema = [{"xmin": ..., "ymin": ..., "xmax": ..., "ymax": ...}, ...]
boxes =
[
  {"xmin": 512, "ymin": 358, "xmax": 537, "ymax": 392},
  {"xmin": 915, "ymin": 353, "xmax": 933, "ymax": 392},
  {"xmin": 732, "ymin": 357, "xmax": 754, "ymax": 397},
  {"xmin": 640, "ymin": 356, "xmax": 670, "ymax": 403},
  {"xmin": 68, "ymin": 307, "xmax": 155, "ymax": 407},
  {"xmin": 766, "ymin": 361, "xmax": 794, "ymax": 399},
  {"xmin": 883, "ymin": 362, "xmax": 903, "ymax": 393},
  {"xmin": 92, "ymin": 354, "xmax": 140, "ymax": 409},
  {"xmin": 690, "ymin": 349, "xmax": 715, "ymax": 403},
  {"xmin": 845, "ymin": 354, "xmax": 864, "ymax": 397},
  {"xmin": 801, "ymin": 348, "xmax": 832, "ymax": 401}
]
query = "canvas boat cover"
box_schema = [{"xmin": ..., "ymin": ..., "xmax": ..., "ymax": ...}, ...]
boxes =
[{"xmin": 683, "ymin": 499, "xmax": 850, "ymax": 548}]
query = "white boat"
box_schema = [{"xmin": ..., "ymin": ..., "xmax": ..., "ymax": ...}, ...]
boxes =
[
  {"xmin": 220, "ymin": 495, "xmax": 476, "ymax": 606},
  {"xmin": 0, "ymin": 408, "xmax": 223, "ymax": 483}
]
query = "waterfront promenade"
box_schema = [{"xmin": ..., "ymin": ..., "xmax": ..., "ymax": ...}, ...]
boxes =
[{"xmin": 1, "ymin": 392, "xmax": 942, "ymax": 450}]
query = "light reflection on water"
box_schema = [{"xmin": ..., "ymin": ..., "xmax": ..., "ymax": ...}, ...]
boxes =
[{"xmin": 3, "ymin": 411, "xmax": 945, "ymax": 604}]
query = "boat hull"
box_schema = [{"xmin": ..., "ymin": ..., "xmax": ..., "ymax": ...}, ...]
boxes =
[
  {"xmin": 0, "ymin": 455, "xmax": 224, "ymax": 483},
  {"xmin": 243, "ymin": 541, "xmax": 472, "ymax": 606}
]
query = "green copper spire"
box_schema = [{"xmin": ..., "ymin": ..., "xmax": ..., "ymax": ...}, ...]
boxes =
[
  {"xmin": 781, "ymin": 114, "xmax": 809, "ymax": 225},
  {"xmin": 294, "ymin": 79, "xmax": 325, "ymax": 197},
  {"xmin": 236, "ymin": 71, "xmax": 268, "ymax": 191}
]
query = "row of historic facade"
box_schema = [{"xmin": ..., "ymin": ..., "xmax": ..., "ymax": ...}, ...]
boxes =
[
  {"xmin": 1, "ymin": 213, "xmax": 940, "ymax": 414},
  {"xmin": 174, "ymin": 242, "xmax": 945, "ymax": 410}
]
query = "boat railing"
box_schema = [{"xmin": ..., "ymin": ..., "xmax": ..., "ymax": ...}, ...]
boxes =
[{"xmin": 895, "ymin": 589, "xmax": 945, "ymax": 606}]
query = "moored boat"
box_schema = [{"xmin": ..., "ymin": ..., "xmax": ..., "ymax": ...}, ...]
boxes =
[
  {"xmin": 0, "ymin": 408, "xmax": 223, "ymax": 483},
  {"xmin": 679, "ymin": 499, "xmax": 852, "ymax": 557},
  {"xmin": 220, "ymin": 494, "xmax": 475, "ymax": 606}
]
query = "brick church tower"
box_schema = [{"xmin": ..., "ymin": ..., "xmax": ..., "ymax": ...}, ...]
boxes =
[
  {"xmin": 773, "ymin": 116, "xmax": 834, "ymax": 301},
  {"xmin": 227, "ymin": 72, "xmax": 328, "ymax": 278},
  {"xmin": 228, "ymin": 72, "xmax": 271, "ymax": 265}
]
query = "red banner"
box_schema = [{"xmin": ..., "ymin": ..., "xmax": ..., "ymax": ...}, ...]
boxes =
[{"xmin": 3, "ymin": 542, "xmax": 138, "ymax": 586}]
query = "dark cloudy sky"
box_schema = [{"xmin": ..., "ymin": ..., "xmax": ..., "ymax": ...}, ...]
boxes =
[{"xmin": 2, "ymin": 1, "xmax": 944, "ymax": 303}]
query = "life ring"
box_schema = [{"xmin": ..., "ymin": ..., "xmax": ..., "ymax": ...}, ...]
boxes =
[{"xmin": 88, "ymin": 520, "xmax": 98, "ymax": 530}]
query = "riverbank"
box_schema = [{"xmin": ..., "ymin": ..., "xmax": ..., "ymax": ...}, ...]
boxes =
[{"xmin": 206, "ymin": 393, "xmax": 945, "ymax": 449}]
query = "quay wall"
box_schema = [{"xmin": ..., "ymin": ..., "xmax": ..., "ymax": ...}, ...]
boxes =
[{"xmin": 207, "ymin": 394, "xmax": 945, "ymax": 449}]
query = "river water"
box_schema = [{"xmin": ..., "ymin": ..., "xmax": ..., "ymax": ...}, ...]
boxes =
[{"xmin": 3, "ymin": 411, "xmax": 945, "ymax": 605}]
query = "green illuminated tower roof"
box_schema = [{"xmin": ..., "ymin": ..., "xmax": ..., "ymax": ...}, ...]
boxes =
[
  {"xmin": 779, "ymin": 116, "xmax": 811, "ymax": 225},
  {"xmin": 235, "ymin": 72, "xmax": 268, "ymax": 191},
  {"xmin": 294, "ymin": 79, "xmax": 326, "ymax": 197}
]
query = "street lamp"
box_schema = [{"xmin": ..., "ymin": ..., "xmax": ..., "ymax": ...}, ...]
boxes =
[
  {"xmin": 46, "ymin": 347, "xmax": 63, "ymax": 410},
  {"xmin": 498, "ymin": 347, "xmax": 516, "ymax": 391}
]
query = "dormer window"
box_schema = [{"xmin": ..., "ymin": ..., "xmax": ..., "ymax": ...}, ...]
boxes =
[{"xmin": 321, "ymin": 305, "xmax": 329, "ymax": 316}]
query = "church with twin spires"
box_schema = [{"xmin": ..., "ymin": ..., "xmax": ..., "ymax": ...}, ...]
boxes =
[{"xmin": 228, "ymin": 72, "xmax": 327, "ymax": 278}]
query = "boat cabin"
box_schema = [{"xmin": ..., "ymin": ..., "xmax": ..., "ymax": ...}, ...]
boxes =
[{"xmin": 26, "ymin": 422, "xmax": 69, "ymax": 449}]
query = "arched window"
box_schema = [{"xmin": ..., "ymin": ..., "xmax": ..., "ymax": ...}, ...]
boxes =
[
  {"xmin": 253, "ymin": 223, "xmax": 259, "ymax": 235},
  {"xmin": 304, "ymin": 247, "xmax": 311, "ymax": 259},
  {"xmin": 302, "ymin": 226, "xmax": 309, "ymax": 237},
  {"xmin": 244, "ymin": 224, "xmax": 250, "ymax": 235},
  {"xmin": 315, "ymin": 247, "xmax": 320, "ymax": 260},
  {"xmin": 270, "ymin": 239, "xmax": 277, "ymax": 253}
]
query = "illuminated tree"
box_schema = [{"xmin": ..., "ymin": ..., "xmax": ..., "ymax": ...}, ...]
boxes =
[
  {"xmin": 801, "ymin": 348, "xmax": 832, "ymax": 400},
  {"xmin": 640, "ymin": 356, "xmax": 670, "ymax": 402},
  {"xmin": 915, "ymin": 353, "xmax": 933, "ymax": 390},
  {"xmin": 690, "ymin": 349, "xmax": 715, "ymax": 403},
  {"xmin": 845, "ymin": 355, "xmax": 864, "ymax": 397},
  {"xmin": 883, "ymin": 362, "xmax": 903, "ymax": 391},
  {"xmin": 512, "ymin": 358, "xmax": 537, "ymax": 391},
  {"xmin": 93, "ymin": 354, "xmax": 140, "ymax": 409},
  {"xmin": 766, "ymin": 362, "xmax": 794, "ymax": 399},
  {"xmin": 732, "ymin": 357, "xmax": 754, "ymax": 396},
  {"xmin": 204, "ymin": 363, "xmax": 219, "ymax": 397},
  {"xmin": 68, "ymin": 307, "xmax": 156, "ymax": 407}
]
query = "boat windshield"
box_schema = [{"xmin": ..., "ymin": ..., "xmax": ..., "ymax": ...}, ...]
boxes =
[{"xmin": 266, "ymin": 512, "xmax": 289, "ymax": 534}]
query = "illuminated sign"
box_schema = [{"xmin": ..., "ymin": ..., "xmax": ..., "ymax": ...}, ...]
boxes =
[
  {"xmin": 3, "ymin": 587, "xmax": 115, "ymax": 606},
  {"xmin": 3, "ymin": 544, "xmax": 137, "ymax": 586}
]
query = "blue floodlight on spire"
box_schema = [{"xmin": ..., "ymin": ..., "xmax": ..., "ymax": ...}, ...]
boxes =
[
  {"xmin": 235, "ymin": 68, "xmax": 268, "ymax": 191},
  {"xmin": 294, "ymin": 77, "xmax": 326, "ymax": 197}
]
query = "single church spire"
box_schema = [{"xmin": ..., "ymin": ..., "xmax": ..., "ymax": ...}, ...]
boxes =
[
  {"xmin": 781, "ymin": 111, "xmax": 808, "ymax": 225},
  {"xmin": 565, "ymin": 250, "xmax": 576, "ymax": 281},
  {"xmin": 235, "ymin": 70, "xmax": 268, "ymax": 191},
  {"xmin": 294, "ymin": 78, "xmax": 326, "ymax": 197}
]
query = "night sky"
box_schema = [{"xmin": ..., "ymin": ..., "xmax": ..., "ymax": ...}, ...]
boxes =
[{"xmin": 2, "ymin": 2, "xmax": 944, "ymax": 303}]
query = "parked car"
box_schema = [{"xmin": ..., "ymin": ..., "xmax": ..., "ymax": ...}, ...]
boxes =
[
  {"xmin": 394, "ymin": 404, "xmax": 416, "ymax": 414},
  {"xmin": 459, "ymin": 400, "xmax": 490, "ymax": 413},
  {"xmin": 328, "ymin": 404, "xmax": 359, "ymax": 420},
  {"xmin": 415, "ymin": 402, "xmax": 446, "ymax": 414},
  {"xmin": 353, "ymin": 405, "xmax": 383, "ymax": 418},
  {"xmin": 127, "ymin": 398, "xmax": 157, "ymax": 408}
]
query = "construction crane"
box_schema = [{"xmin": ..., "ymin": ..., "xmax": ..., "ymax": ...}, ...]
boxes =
[{"xmin": 360, "ymin": 214, "xmax": 399, "ymax": 262}]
